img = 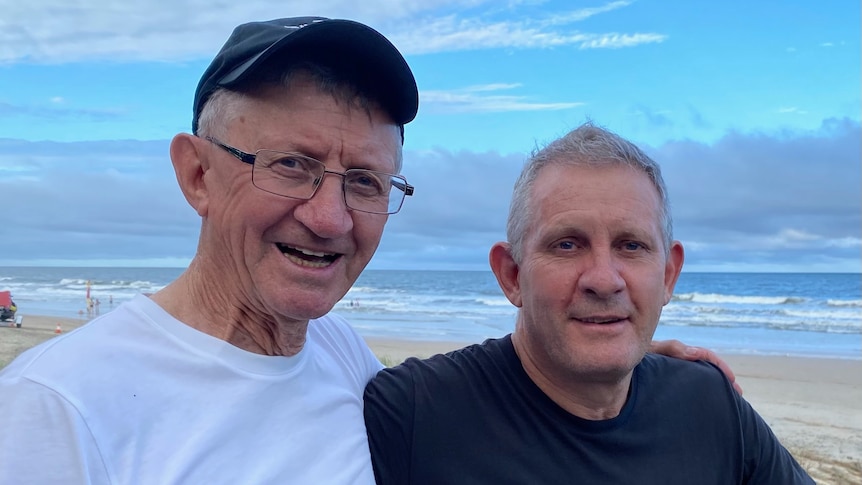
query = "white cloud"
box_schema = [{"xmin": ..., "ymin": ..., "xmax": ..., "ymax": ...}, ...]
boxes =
[
  {"xmin": 1, "ymin": 0, "xmax": 657, "ymax": 62},
  {"xmin": 0, "ymin": 100, "xmax": 125, "ymax": 122},
  {"xmin": 577, "ymin": 32, "xmax": 666, "ymax": 49},
  {"xmin": 778, "ymin": 107, "xmax": 808, "ymax": 115},
  {"xmin": 421, "ymin": 84, "xmax": 583, "ymax": 113},
  {"xmin": 542, "ymin": 1, "xmax": 633, "ymax": 24},
  {"xmin": 461, "ymin": 83, "xmax": 523, "ymax": 92},
  {"xmin": 825, "ymin": 237, "xmax": 862, "ymax": 249},
  {"xmin": 745, "ymin": 228, "xmax": 860, "ymax": 252},
  {"xmin": 1, "ymin": 0, "xmax": 402, "ymax": 63},
  {"xmin": 392, "ymin": 15, "xmax": 664, "ymax": 54},
  {"xmin": 775, "ymin": 228, "xmax": 821, "ymax": 242}
]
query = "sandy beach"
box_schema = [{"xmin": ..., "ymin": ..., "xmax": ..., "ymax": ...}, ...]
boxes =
[{"xmin": 2, "ymin": 314, "xmax": 860, "ymax": 484}]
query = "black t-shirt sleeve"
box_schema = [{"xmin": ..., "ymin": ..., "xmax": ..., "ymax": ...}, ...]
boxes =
[
  {"xmin": 735, "ymin": 390, "xmax": 815, "ymax": 484},
  {"xmin": 364, "ymin": 362, "xmax": 416, "ymax": 485}
]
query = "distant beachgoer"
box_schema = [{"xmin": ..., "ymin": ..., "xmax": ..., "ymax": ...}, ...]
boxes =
[
  {"xmin": 0, "ymin": 298, "xmax": 15, "ymax": 322},
  {"xmin": 0, "ymin": 17, "xmax": 738, "ymax": 484}
]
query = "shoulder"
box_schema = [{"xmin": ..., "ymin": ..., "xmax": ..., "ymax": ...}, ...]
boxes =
[
  {"xmin": 308, "ymin": 312, "xmax": 373, "ymax": 354},
  {"xmin": 640, "ymin": 353, "xmax": 728, "ymax": 381},
  {"xmin": 391, "ymin": 335, "xmax": 510, "ymax": 374},
  {"xmin": 636, "ymin": 353, "xmax": 738, "ymax": 403},
  {"xmin": 0, "ymin": 297, "xmax": 150, "ymax": 388},
  {"xmin": 367, "ymin": 336, "xmax": 513, "ymax": 396},
  {"xmin": 308, "ymin": 312, "xmax": 382, "ymax": 382},
  {"xmin": 364, "ymin": 337, "xmax": 514, "ymax": 427}
]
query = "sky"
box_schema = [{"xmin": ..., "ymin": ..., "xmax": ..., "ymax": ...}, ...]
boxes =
[{"xmin": 0, "ymin": 0, "xmax": 859, "ymax": 272}]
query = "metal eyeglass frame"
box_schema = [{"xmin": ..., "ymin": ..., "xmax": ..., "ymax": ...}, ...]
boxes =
[{"xmin": 205, "ymin": 137, "xmax": 414, "ymax": 215}]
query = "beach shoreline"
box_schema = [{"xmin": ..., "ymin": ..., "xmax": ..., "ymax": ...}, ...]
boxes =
[{"xmin": 3, "ymin": 314, "xmax": 860, "ymax": 484}]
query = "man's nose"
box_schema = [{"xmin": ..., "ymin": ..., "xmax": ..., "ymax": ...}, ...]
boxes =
[
  {"xmin": 577, "ymin": 249, "xmax": 626, "ymax": 298},
  {"xmin": 293, "ymin": 173, "xmax": 353, "ymax": 238}
]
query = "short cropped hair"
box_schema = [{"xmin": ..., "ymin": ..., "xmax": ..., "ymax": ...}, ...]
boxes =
[{"xmin": 506, "ymin": 122, "xmax": 672, "ymax": 262}]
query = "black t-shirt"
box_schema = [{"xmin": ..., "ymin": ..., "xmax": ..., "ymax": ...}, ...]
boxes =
[{"xmin": 364, "ymin": 335, "xmax": 813, "ymax": 484}]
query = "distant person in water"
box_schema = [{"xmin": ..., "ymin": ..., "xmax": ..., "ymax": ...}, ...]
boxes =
[
  {"xmin": 0, "ymin": 17, "xmax": 737, "ymax": 484},
  {"xmin": 364, "ymin": 122, "xmax": 813, "ymax": 484}
]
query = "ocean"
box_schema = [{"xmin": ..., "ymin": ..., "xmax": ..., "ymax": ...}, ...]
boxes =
[{"xmin": 1, "ymin": 267, "xmax": 859, "ymax": 359}]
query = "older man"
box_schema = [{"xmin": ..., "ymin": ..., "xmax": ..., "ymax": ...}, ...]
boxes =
[
  {"xmin": 0, "ymin": 17, "xmax": 417, "ymax": 483},
  {"xmin": 364, "ymin": 122, "xmax": 813, "ymax": 484}
]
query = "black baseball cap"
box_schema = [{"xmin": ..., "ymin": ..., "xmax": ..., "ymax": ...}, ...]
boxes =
[{"xmin": 192, "ymin": 16, "xmax": 419, "ymax": 138}]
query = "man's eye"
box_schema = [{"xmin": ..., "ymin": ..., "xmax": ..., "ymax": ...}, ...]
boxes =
[
  {"xmin": 558, "ymin": 241, "xmax": 575, "ymax": 250},
  {"xmin": 622, "ymin": 241, "xmax": 644, "ymax": 251},
  {"xmin": 273, "ymin": 156, "xmax": 301, "ymax": 169},
  {"xmin": 267, "ymin": 156, "xmax": 316, "ymax": 178},
  {"xmin": 346, "ymin": 171, "xmax": 386, "ymax": 195}
]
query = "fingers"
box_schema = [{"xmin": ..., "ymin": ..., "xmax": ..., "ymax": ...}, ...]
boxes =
[{"xmin": 648, "ymin": 339, "xmax": 687, "ymax": 358}]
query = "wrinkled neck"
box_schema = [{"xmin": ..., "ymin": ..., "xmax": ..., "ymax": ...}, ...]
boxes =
[{"xmin": 151, "ymin": 257, "xmax": 308, "ymax": 356}]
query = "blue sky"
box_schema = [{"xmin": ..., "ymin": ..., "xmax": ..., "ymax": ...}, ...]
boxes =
[{"xmin": 0, "ymin": 0, "xmax": 859, "ymax": 272}]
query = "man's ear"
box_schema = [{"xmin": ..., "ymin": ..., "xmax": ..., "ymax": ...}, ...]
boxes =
[
  {"xmin": 489, "ymin": 242, "xmax": 523, "ymax": 308},
  {"xmin": 170, "ymin": 133, "xmax": 211, "ymax": 217},
  {"xmin": 663, "ymin": 240, "xmax": 685, "ymax": 305}
]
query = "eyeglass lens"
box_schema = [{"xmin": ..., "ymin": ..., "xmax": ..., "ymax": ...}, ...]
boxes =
[{"xmin": 252, "ymin": 150, "xmax": 408, "ymax": 214}]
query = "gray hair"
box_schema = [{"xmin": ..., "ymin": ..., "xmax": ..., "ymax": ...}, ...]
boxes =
[
  {"xmin": 506, "ymin": 121, "xmax": 672, "ymax": 262},
  {"xmin": 196, "ymin": 62, "xmax": 403, "ymax": 171}
]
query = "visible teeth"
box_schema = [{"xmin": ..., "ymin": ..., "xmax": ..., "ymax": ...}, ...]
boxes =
[
  {"xmin": 285, "ymin": 254, "xmax": 330, "ymax": 268},
  {"xmin": 297, "ymin": 248, "xmax": 328, "ymax": 257},
  {"xmin": 276, "ymin": 243, "xmax": 338, "ymax": 267}
]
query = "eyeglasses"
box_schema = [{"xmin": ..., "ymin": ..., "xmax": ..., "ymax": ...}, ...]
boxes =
[{"xmin": 206, "ymin": 137, "xmax": 413, "ymax": 215}]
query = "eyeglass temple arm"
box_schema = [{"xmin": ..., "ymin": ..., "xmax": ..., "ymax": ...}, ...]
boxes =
[
  {"xmin": 206, "ymin": 137, "xmax": 256, "ymax": 165},
  {"xmin": 392, "ymin": 179, "xmax": 414, "ymax": 196}
]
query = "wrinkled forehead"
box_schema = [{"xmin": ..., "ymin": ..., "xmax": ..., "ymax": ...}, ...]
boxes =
[{"xmin": 530, "ymin": 163, "xmax": 663, "ymax": 219}]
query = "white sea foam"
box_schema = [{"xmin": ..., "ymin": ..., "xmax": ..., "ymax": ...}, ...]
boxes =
[
  {"xmin": 673, "ymin": 293, "xmax": 806, "ymax": 305},
  {"xmin": 3, "ymin": 268, "xmax": 861, "ymax": 357},
  {"xmin": 475, "ymin": 297, "xmax": 511, "ymax": 307},
  {"xmin": 827, "ymin": 299, "xmax": 862, "ymax": 308}
]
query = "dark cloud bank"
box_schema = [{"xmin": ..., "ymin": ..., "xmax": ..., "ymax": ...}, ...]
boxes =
[{"xmin": 1, "ymin": 118, "xmax": 858, "ymax": 271}]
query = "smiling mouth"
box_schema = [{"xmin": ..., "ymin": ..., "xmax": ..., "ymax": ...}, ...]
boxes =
[
  {"xmin": 577, "ymin": 316, "xmax": 627, "ymax": 324},
  {"xmin": 276, "ymin": 243, "xmax": 341, "ymax": 268}
]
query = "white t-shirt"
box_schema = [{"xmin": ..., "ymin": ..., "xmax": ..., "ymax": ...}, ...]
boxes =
[{"xmin": 0, "ymin": 295, "xmax": 383, "ymax": 484}]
